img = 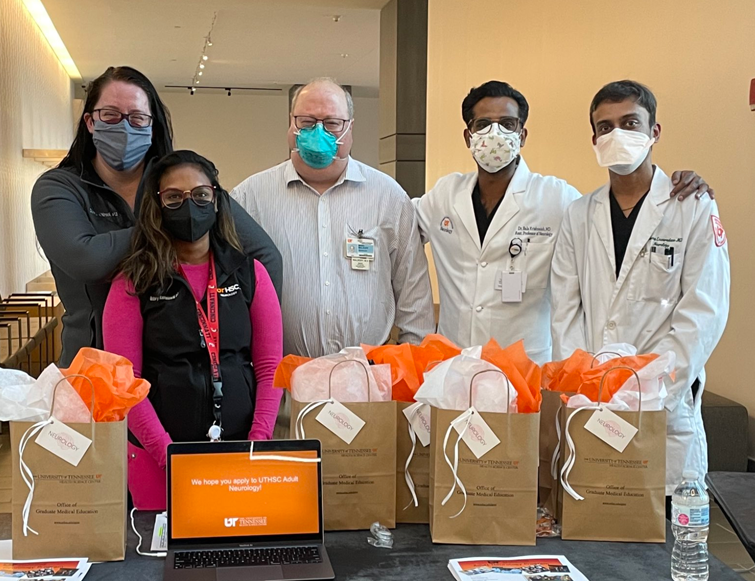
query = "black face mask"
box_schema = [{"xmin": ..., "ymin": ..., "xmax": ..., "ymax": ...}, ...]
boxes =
[{"xmin": 161, "ymin": 200, "xmax": 217, "ymax": 242}]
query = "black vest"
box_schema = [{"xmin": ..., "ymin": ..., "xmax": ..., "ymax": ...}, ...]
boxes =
[{"xmin": 137, "ymin": 240, "xmax": 256, "ymax": 443}]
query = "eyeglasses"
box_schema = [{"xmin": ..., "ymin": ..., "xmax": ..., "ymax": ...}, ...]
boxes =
[
  {"xmin": 468, "ymin": 116, "xmax": 521, "ymax": 135},
  {"xmin": 294, "ymin": 116, "xmax": 351, "ymax": 133},
  {"xmin": 93, "ymin": 108, "xmax": 153, "ymax": 128},
  {"xmin": 158, "ymin": 185, "xmax": 216, "ymax": 209}
]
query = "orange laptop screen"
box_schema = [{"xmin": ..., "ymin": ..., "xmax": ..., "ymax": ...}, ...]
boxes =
[{"xmin": 170, "ymin": 450, "xmax": 320, "ymax": 540}]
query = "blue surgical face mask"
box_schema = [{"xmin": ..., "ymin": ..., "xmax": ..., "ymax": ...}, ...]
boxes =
[
  {"xmin": 92, "ymin": 119, "xmax": 153, "ymax": 171},
  {"xmin": 293, "ymin": 121, "xmax": 351, "ymax": 169}
]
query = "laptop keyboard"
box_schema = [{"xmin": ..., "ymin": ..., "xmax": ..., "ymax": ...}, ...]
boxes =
[{"xmin": 173, "ymin": 546, "xmax": 322, "ymax": 569}]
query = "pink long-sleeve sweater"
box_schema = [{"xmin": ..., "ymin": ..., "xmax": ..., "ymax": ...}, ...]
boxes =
[{"xmin": 103, "ymin": 259, "xmax": 283, "ymax": 469}]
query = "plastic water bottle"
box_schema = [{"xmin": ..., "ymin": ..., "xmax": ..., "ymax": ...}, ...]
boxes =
[{"xmin": 671, "ymin": 470, "xmax": 710, "ymax": 581}]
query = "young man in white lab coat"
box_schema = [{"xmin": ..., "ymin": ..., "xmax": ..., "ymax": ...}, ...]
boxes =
[
  {"xmin": 550, "ymin": 80, "xmax": 730, "ymax": 500},
  {"xmin": 415, "ymin": 81, "xmax": 712, "ymax": 364}
]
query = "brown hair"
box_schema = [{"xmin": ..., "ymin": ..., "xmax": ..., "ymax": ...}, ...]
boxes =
[{"xmin": 119, "ymin": 150, "xmax": 241, "ymax": 294}]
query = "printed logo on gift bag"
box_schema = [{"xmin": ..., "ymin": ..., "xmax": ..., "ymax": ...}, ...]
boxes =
[
  {"xmin": 453, "ymin": 407, "xmax": 501, "ymax": 459},
  {"xmin": 35, "ymin": 419, "xmax": 92, "ymax": 466}
]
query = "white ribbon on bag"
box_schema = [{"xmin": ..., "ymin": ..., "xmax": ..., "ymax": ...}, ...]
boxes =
[
  {"xmin": 18, "ymin": 375, "xmax": 95, "ymax": 537},
  {"xmin": 440, "ymin": 407, "xmax": 475, "ymax": 518},
  {"xmin": 441, "ymin": 369, "xmax": 511, "ymax": 519},
  {"xmin": 403, "ymin": 405, "xmax": 421, "ymax": 509},
  {"xmin": 560, "ymin": 366, "xmax": 642, "ymax": 501},
  {"xmin": 293, "ymin": 360, "xmax": 371, "ymax": 440}
]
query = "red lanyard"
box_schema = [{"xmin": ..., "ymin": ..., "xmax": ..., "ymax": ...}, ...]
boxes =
[{"xmin": 177, "ymin": 254, "xmax": 221, "ymax": 383}]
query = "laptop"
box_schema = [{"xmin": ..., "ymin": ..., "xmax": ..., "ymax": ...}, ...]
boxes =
[{"xmin": 164, "ymin": 439, "xmax": 335, "ymax": 581}]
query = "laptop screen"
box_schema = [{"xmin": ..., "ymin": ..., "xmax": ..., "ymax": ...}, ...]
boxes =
[{"xmin": 168, "ymin": 442, "xmax": 322, "ymax": 546}]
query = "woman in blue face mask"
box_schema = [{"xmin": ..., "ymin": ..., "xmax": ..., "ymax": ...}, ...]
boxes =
[{"xmin": 30, "ymin": 66, "xmax": 282, "ymax": 367}]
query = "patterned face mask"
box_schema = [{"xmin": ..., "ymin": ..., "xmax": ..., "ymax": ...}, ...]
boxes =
[{"xmin": 468, "ymin": 123, "xmax": 521, "ymax": 174}]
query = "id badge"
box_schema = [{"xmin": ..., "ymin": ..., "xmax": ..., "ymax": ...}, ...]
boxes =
[
  {"xmin": 501, "ymin": 271, "xmax": 523, "ymax": 303},
  {"xmin": 345, "ymin": 237, "xmax": 375, "ymax": 259}
]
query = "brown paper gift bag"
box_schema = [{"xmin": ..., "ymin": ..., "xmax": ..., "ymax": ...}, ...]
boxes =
[
  {"xmin": 10, "ymin": 418, "xmax": 127, "ymax": 561},
  {"xmin": 559, "ymin": 368, "xmax": 666, "ymax": 543},
  {"xmin": 396, "ymin": 401, "xmax": 430, "ymax": 524},
  {"xmin": 291, "ymin": 398, "xmax": 397, "ymax": 531},
  {"xmin": 429, "ymin": 405, "xmax": 539, "ymax": 546}
]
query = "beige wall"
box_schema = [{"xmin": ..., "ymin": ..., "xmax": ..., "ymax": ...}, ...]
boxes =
[
  {"xmin": 0, "ymin": 0, "xmax": 74, "ymax": 296},
  {"xmin": 426, "ymin": 0, "xmax": 755, "ymax": 456},
  {"xmin": 161, "ymin": 90, "xmax": 380, "ymax": 191}
]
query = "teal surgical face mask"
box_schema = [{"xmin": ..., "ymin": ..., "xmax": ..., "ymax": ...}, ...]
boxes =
[{"xmin": 293, "ymin": 121, "xmax": 351, "ymax": 169}]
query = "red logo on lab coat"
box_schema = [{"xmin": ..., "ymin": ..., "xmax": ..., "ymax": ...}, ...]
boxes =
[
  {"xmin": 711, "ymin": 216, "xmax": 726, "ymax": 247},
  {"xmin": 440, "ymin": 216, "xmax": 454, "ymax": 234}
]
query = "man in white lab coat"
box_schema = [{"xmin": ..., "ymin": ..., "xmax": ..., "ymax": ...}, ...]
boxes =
[
  {"xmin": 416, "ymin": 81, "xmax": 712, "ymax": 364},
  {"xmin": 550, "ymin": 80, "xmax": 730, "ymax": 498}
]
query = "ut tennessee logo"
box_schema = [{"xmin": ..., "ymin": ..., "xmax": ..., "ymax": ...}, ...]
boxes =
[
  {"xmin": 217, "ymin": 284, "xmax": 241, "ymax": 297},
  {"xmin": 440, "ymin": 216, "xmax": 454, "ymax": 234},
  {"xmin": 711, "ymin": 216, "xmax": 726, "ymax": 247},
  {"xmin": 224, "ymin": 518, "xmax": 238, "ymax": 527}
]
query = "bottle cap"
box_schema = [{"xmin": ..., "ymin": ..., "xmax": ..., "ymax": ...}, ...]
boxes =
[{"xmin": 682, "ymin": 470, "xmax": 699, "ymax": 480}]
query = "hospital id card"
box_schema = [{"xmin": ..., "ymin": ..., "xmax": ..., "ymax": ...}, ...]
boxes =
[
  {"xmin": 496, "ymin": 269, "xmax": 527, "ymax": 293},
  {"xmin": 501, "ymin": 271, "xmax": 523, "ymax": 303},
  {"xmin": 345, "ymin": 237, "xmax": 375, "ymax": 259}
]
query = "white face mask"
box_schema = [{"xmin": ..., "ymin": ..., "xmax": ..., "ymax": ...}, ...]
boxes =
[
  {"xmin": 593, "ymin": 128, "xmax": 655, "ymax": 176},
  {"xmin": 469, "ymin": 123, "xmax": 521, "ymax": 174}
]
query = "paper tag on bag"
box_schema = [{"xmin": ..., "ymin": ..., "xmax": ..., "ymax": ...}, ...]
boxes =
[
  {"xmin": 402, "ymin": 402, "xmax": 431, "ymax": 447},
  {"xmin": 584, "ymin": 407, "xmax": 638, "ymax": 453},
  {"xmin": 453, "ymin": 407, "xmax": 500, "ymax": 459},
  {"xmin": 151, "ymin": 512, "xmax": 168, "ymax": 551},
  {"xmin": 35, "ymin": 418, "xmax": 92, "ymax": 466},
  {"xmin": 315, "ymin": 400, "xmax": 366, "ymax": 444}
]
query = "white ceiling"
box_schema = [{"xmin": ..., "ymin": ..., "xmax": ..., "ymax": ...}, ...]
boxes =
[{"xmin": 43, "ymin": 0, "xmax": 385, "ymax": 94}]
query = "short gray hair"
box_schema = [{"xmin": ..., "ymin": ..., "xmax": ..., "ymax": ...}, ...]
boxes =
[{"xmin": 291, "ymin": 77, "xmax": 354, "ymax": 119}]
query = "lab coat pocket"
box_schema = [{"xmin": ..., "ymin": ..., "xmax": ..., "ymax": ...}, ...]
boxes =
[
  {"xmin": 524, "ymin": 242, "xmax": 554, "ymax": 290},
  {"xmin": 642, "ymin": 252, "xmax": 682, "ymax": 303}
]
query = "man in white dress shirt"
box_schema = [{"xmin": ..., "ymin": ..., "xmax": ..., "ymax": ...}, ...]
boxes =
[{"xmin": 232, "ymin": 78, "xmax": 435, "ymax": 432}]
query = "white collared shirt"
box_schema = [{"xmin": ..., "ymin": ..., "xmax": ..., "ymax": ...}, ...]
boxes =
[
  {"xmin": 232, "ymin": 157, "xmax": 435, "ymax": 357},
  {"xmin": 415, "ymin": 158, "xmax": 581, "ymax": 363}
]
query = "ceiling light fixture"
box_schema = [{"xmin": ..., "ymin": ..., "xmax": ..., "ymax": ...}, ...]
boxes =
[
  {"xmin": 192, "ymin": 12, "xmax": 217, "ymax": 87},
  {"xmin": 21, "ymin": 0, "xmax": 81, "ymax": 80}
]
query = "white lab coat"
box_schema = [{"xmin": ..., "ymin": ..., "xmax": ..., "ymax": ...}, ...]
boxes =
[
  {"xmin": 551, "ymin": 166, "xmax": 730, "ymax": 493},
  {"xmin": 416, "ymin": 158, "xmax": 580, "ymax": 364}
]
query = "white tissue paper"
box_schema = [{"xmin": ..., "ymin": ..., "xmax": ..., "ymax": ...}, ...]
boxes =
[
  {"xmin": 291, "ymin": 347, "xmax": 392, "ymax": 403},
  {"xmin": 0, "ymin": 364, "xmax": 91, "ymax": 423},
  {"xmin": 414, "ymin": 346, "xmax": 517, "ymax": 413},
  {"xmin": 566, "ymin": 350, "xmax": 674, "ymax": 412}
]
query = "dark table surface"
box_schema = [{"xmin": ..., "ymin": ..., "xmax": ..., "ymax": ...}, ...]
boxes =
[
  {"xmin": 0, "ymin": 512, "xmax": 744, "ymax": 580},
  {"xmin": 706, "ymin": 471, "xmax": 755, "ymax": 559}
]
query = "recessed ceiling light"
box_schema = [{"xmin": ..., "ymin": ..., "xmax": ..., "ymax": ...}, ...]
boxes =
[
  {"xmin": 199, "ymin": 63, "xmax": 205, "ymax": 69},
  {"xmin": 340, "ymin": 53, "xmax": 349, "ymax": 58},
  {"xmin": 203, "ymin": 55, "xmax": 208, "ymax": 61},
  {"xmin": 198, "ymin": 71, "xmax": 203, "ymax": 76}
]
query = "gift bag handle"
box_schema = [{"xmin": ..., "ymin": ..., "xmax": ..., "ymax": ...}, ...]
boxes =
[
  {"xmin": 597, "ymin": 365, "xmax": 643, "ymax": 426},
  {"xmin": 469, "ymin": 368, "xmax": 513, "ymax": 411},
  {"xmin": 327, "ymin": 359, "xmax": 372, "ymax": 403},
  {"xmin": 296, "ymin": 359, "xmax": 372, "ymax": 440},
  {"xmin": 589, "ymin": 351, "xmax": 624, "ymax": 368},
  {"xmin": 50, "ymin": 374, "xmax": 97, "ymax": 442}
]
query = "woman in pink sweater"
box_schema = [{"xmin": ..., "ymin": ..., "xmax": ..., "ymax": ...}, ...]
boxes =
[{"xmin": 103, "ymin": 150, "xmax": 282, "ymax": 510}]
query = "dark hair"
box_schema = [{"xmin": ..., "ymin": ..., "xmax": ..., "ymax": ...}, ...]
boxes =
[
  {"xmin": 589, "ymin": 80, "xmax": 657, "ymax": 132},
  {"xmin": 59, "ymin": 66, "xmax": 173, "ymax": 170},
  {"xmin": 118, "ymin": 150, "xmax": 241, "ymax": 294},
  {"xmin": 461, "ymin": 81, "xmax": 529, "ymax": 127}
]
